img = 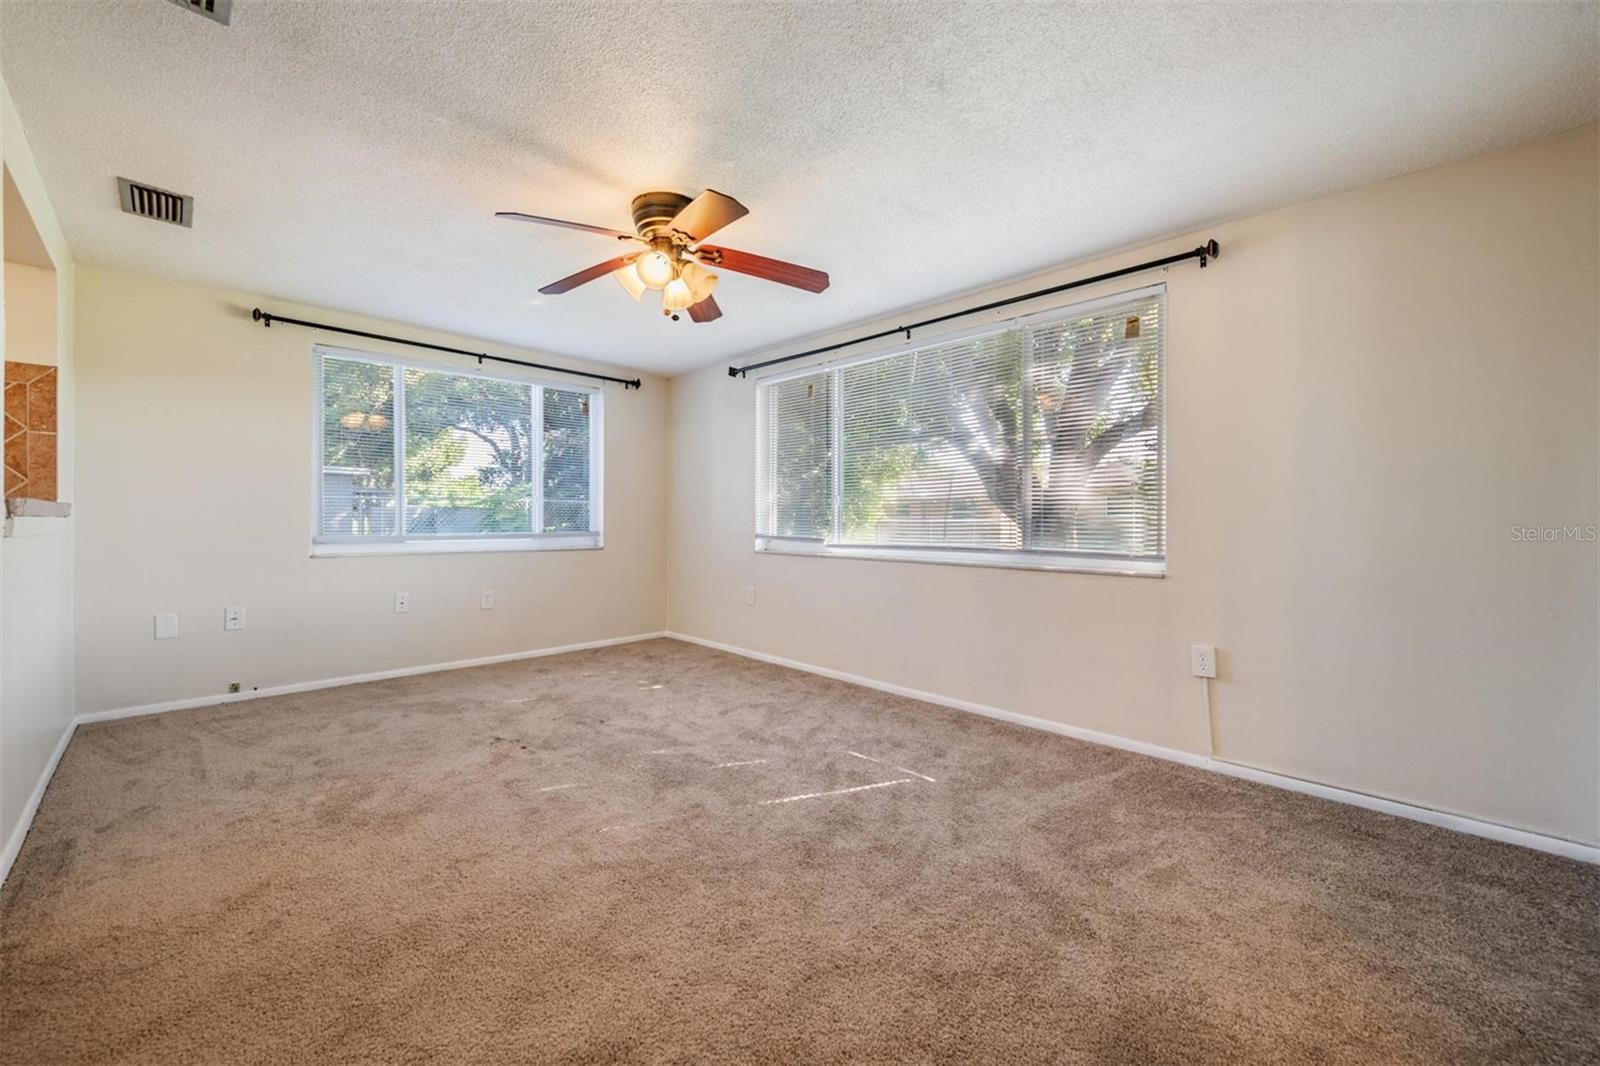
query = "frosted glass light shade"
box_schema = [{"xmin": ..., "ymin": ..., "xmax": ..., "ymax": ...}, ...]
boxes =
[
  {"xmin": 613, "ymin": 262, "xmax": 646, "ymax": 300},
  {"xmin": 679, "ymin": 259, "xmax": 718, "ymax": 303},
  {"xmin": 662, "ymin": 277, "xmax": 694, "ymax": 312},
  {"xmin": 636, "ymin": 250, "xmax": 676, "ymax": 289}
]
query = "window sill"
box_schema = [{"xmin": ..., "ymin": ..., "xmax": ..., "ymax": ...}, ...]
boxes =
[
  {"xmin": 314, "ymin": 535, "xmax": 602, "ymax": 558},
  {"xmin": 754, "ymin": 538, "xmax": 1164, "ymax": 577}
]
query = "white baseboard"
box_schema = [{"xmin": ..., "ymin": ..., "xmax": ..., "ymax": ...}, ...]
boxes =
[
  {"xmin": 664, "ymin": 631, "xmax": 1600, "ymax": 865},
  {"xmin": 0, "ymin": 718, "xmax": 77, "ymax": 889},
  {"xmin": 24, "ymin": 628, "xmax": 1596, "ymax": 870},
  {"xmin": 75, "ymin": 631, "xmax": 668, "ymax": 726}
]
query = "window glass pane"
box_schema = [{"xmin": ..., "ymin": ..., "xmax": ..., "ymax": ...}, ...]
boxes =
[
  {"xmin": 402, "ymin": 368, "xmax": 534, "ymax": 535},
  {"xmin": 543, "ymin": 387, "xmax": 592, "ymax": 532},
  {"xmin": 840, "ymin": 331, "xmax": 1024, "ymax": 550},
  {"xmin": 750, "ymin": 285, "xmax": 1164, "ymax": 567},
  {"xmin": 756, "ymin": 372, "xmax": 833, "ymax": 538},
  {"xmin": 1027, "ymin": 295, "xmax": 1163, "ymax": 557},
  {"xmin": 320, "ymin": 357, "xmax": 396, "ymax": 537}
]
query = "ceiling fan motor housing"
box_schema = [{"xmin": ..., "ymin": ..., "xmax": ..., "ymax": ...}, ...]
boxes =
[{"xmin": 631, "ymin": 191, "xmax": 693, "ymax": 239}]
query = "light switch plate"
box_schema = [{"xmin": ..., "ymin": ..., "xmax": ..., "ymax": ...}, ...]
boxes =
[
  {"xmin": 394, "ymin": 592, "xmax": 410, "ymax": 614},
  {"xmin": 154, "ymin": 612, "xmax": 179, "ymax": 640},
  {"xmin": 480, "ymin": 590, "xmax": 495, "ymax": 610},
  {"xmin": 224, "ymin": 605, "xmax": 246, "ymax": 631}
]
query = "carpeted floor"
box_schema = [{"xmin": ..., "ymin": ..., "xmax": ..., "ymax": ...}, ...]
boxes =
[{"xmin": 1, "ymin": 638, "xmax": 1596, "ymax": 1064}]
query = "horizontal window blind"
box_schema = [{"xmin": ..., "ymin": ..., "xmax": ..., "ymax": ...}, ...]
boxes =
[
  {"xmin": 840, "ymin": 329, "xmax": 1023, "ymax": 549},
  {"xmin": 542, "ymin": 386, "xmax": 592, "ymax": 533},
  {"xmin": 755, "ymin": 371, "xmax": 833, "ymax": 539},
  {"xmin": 316, "ymin": 349, "xmax": 600, "ymax": 546},
  {"xmin": 320, "ymin": 357, "xmax": 399, "ymax": 538},
  {"xmin": 753, "ymin": 286, "xmax": 1164, "ymax": 567},
  {"xmin": 1028, "ymin": 296, "xmax": 1164, "ymax": 557},
  {"xmin": 403, "ymin": 368, "xmax": 534, "ymax": 535}
]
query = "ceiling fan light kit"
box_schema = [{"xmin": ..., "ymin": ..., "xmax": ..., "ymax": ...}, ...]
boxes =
[{"xmin": 497, "ymin": 188, "xmax": 829, "ymax": 324}]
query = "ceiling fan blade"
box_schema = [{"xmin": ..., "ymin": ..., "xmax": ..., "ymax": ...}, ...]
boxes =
[
  {"xmin": 697, "ymin": 245, "xmax": 829, "ymax": 293},
  {"xmin": 686, "ymin": 294, "xmax": 723, "ymax": 323},
  {"xmin": 668, "ymin": 189, "xmax": 749, "ymax": 242},
  {"xmin": 496, "ymin": 211, "xmax": 638, "ymax": 242},
  {"xmin": 539, "ymin": 254, "xmax": 640, "ymax": 295}
]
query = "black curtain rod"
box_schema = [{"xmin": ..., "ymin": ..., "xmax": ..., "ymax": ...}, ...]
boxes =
[
  {"xmin": 251, "ymin": 308, "xmax": 643, "ymax": 389},
  {"xmin": 728, "ymin": 239, "xmax": 1219, "ymax": 379}
]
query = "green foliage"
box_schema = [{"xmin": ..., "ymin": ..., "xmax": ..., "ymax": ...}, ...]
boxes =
[
  {"xmin": 788, "ymin": 301, "xmax": 1162, "ymax": 555},
  {"xmin": 322, "ymin": 357, "xmax": 592, "ymax": 536},
  {"xmin": 542, "ymin": 388, "xmax": 591, "ymax": 531},
  {"xmin": 322, "ymin": 359, "xmax": 395, "ymax": 480}
]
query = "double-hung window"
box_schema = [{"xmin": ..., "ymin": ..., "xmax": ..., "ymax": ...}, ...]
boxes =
[
  {"xmin": 314, "ymin": 345, "xmax": 602, "ymax": 554},
  {"xmin": 755, "ymin": 285, "xmax": 1164, "ymax": 574}
]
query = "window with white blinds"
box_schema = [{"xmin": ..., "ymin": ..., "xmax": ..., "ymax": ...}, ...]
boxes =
[
  {"xmin": 315, "ymin": 346, "xmax": 602, "ymax": 552},
  {"xmin": 754, "ymin": 285, "xmax": 1164, "ymax": 573}
]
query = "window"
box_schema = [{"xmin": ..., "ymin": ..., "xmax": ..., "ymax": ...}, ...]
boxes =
[
  {"xmin": 755, "ymin": 285, "xmax": 1164, "ymax": 574},
  {"xmin": 314, "ymin": 346, "xmax": 601, "ymax": 554}
]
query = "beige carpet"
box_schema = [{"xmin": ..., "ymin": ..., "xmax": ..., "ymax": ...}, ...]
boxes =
[{"xmin": 2, "ymin": 638, "xmax": 1596, "ymax": 1064}]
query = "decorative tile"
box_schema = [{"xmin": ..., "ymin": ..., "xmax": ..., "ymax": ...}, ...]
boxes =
[
  {"xmin": 3, "ymin": 362, "xmax": 59, "ymax": 500},
  {"xmin": 27, "ymin": 369, "xmax": 56, "ymax": 432},
  {"xmin": 5, "ymin": 429, "xmax": 25, "ymax": 468},
  {"xmin": 4, "ymin": 360, "xmax": 49, "ymax": 384},
  {"xmin": 25, "ymin": 431, "xmax": 55, "ymax": 501}
]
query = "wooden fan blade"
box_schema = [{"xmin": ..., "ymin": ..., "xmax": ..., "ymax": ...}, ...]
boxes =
[
  {"xmin": 697, "ymin": 245, "xmax": 829, "ymax": 293},
  {"xmin": 686, "ymin": 294, "xmax": 723, "ymax": 323},
  {"xmin": 539, "ymin": 254, "xmax": 640, "ymax": 295},
  {"xmin": 496, "ymin": 211, "xmax": 638, "ymax": 241},
  {"xmin": 668, "ymin": 190, "xmax": 749, "ymax": 242}
]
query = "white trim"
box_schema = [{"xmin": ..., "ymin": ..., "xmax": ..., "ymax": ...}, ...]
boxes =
[
  {"xmin": 312, "ymin": 535, "xmax": 600, "ymax": 557},
  {"xmin": 754, "ymin": 538, "xmax": 1165, "ymax": 576},
  {"xmin": 75, "ymin": 632, "xmax": 667, "ymax": 725},
  {"xmin": 0, "ymin": 719, "xmax": 76, "ymax": 889},
  {"xmin": 16, "ymin": 629, "xmax": 1590, "ymax": 891},
  {"xmin": 662, "ymin": 631, "xmax": 1600, "ymax": 865}
]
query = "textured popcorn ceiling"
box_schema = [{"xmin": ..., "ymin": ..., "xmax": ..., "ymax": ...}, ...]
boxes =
[{"xmin": 1, "ymin": 1, "xmax": 1595, "ymax": 375}]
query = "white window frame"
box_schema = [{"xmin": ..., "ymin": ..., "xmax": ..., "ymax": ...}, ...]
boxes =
[
  {"xmin": 752, "ymin": 283, "xmax": 1166, "ymax": 577},
  {"xmin": 311, "ymin": 344, "xmax": 604, "ymax": 557}
]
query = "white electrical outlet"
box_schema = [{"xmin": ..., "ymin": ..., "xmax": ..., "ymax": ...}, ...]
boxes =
[
  {"xmin": 480, "ymin": 589, "xmax": 495, "ymax": 610},
  {"xmin": 394, "ymin": 592, "xmax": 410, "ymax": 614},
  {"xmin": 224, "ymin": 606, "xmax": 246, "ymax": 631},
  {"xmin": 745, "ymin": 585, "xmax": 756, "ymax": 606},
  {"xmin": 154, "ymin": 612, "xmax": 179, "ymax": 640},
  {"xmin": 1191, "ymin": 644, "xmax": 1217, "ymax": 679}
]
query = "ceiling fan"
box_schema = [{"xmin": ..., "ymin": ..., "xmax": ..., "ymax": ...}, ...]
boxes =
[{"xmin": 496, "ymin": 189, "xmax": 829, "ymax": 323}]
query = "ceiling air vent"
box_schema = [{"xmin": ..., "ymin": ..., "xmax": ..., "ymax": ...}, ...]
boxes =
[
  {"xmin": 117, "ymin": 178, "xmax": 194, "ymax": 228},
  {"xmin": 164, "ymin": 0, "xmax": 232, "ymax": 26}
]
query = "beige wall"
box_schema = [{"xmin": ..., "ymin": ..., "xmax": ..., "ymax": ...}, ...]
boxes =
[
  {"xmin": 73, "ymin": 267, "xmax": 668, "ymax": 714},
  {"xmin": 4, "ymin": 261, "xmax": 54, "ymax": 365},
  {"xmin": 1, "ymin": 72, "xmax": 76, "ymax": 866},
  {"xmin": 668, "ymin": 125, "xmax": 1600, "ymax": 845}
]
